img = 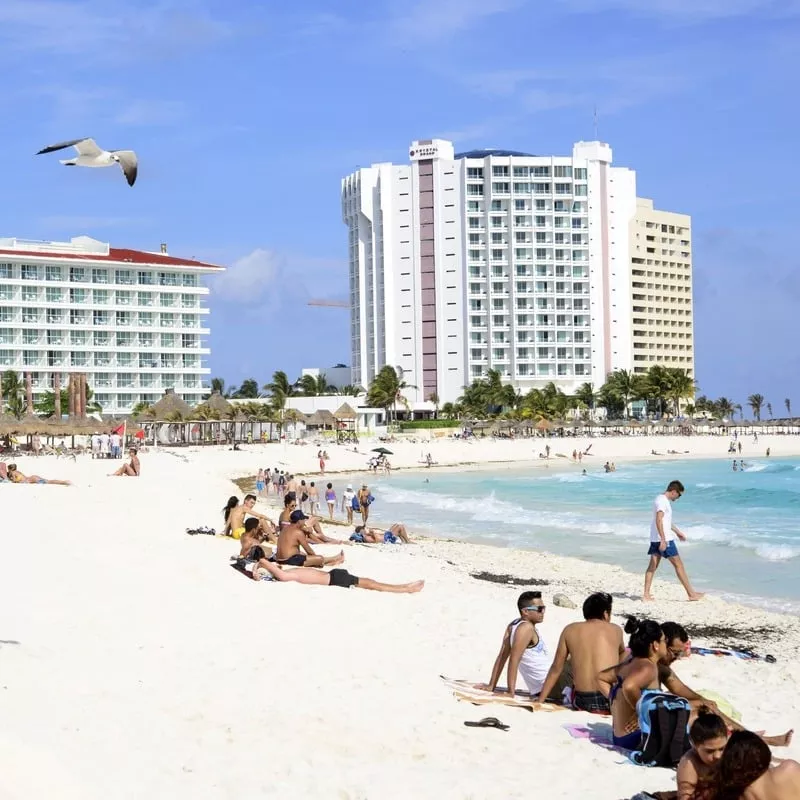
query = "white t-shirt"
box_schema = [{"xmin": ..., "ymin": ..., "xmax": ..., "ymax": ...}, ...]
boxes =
[
  {"xmin": 650, "ymin": 493, "xmax": 673, "ymax": 543},
  {"xmin": 110, "ymin": 433, "xmax": 121, "ymax": 448}
]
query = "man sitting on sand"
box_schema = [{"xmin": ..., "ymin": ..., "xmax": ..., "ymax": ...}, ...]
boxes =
[
  {"xmin": 236, "ymin": 552, "xmax": 424, "ymax": 593},
  {"xmin": 477, "ymin": 591, "xmax": 566, "ymax": 700},
  {"xmin": 536, "ymin": 591, "xmax": 626, "ymax": 713},
  {"xmin": 226, "ymin": 494, "xmax": 277, "ymax": 541},
  {"xmin": 6, "ymin": 463, "xmax": 71, "ymax": 486},
  {"xmin": 352, "ymin": 523, "xmax": 411, "ymax": 544},
  {"xmin": 658, "ymin": 621, "xmax": 793, "ymax": 748},
  {"xmin": 111, "ymin": 448, "xmax": 140, "ymax": 477},
  {"xmin": 276, "ymin": 510, "xmax": 344, "ymax": 568}
]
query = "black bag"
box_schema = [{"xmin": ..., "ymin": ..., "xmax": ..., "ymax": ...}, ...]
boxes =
[{"xmin": 631, "ymin": 692, "xmax": 691, "ymax": 767}]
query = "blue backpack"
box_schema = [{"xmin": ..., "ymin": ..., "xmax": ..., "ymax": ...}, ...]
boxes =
[{"xmin": 631, "ymin": 691, "xmax": 691, "ymax": 767}]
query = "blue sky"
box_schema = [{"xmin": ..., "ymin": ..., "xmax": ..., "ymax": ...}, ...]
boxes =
[{"xmin": 2, "ymin": 0, "xmax": 799, "ymax": 412}]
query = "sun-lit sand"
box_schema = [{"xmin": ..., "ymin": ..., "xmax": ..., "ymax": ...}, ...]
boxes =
[{"xmin": 1, "ymin": 433, "xmax": 799, "ymax": 799}]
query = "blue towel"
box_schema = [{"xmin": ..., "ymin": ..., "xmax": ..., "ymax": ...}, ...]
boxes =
[
  {"xmin": 349, "ymin": 532, "xmax": 365, "ymax": 543},
  {"xmin": 383, "ymin": 531, "xmax": 398, "ymax": 544}
]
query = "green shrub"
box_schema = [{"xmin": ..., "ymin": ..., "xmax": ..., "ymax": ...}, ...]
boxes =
[{"xmin": 398, "ymin": 419, "xmax": 462, "ymax": 431}]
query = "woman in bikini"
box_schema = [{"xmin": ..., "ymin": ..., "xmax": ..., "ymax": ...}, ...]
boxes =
[
  {"xmin": 6, "ymin": 463, "xmax": 71, "ymax": 486},
  {"xmin": 598, "ymin": 618, "xmax": 667, "ymax": 751}
]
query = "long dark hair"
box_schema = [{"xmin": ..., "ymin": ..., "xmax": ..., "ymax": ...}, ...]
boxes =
[
  {"xmin": 624, "ymin": 616, "xmax": 663, "ymax": 658},
  {"xmin": 716, "ymin": 731, "xmax": 771, "ymax": 800},
  {"xmin": 223, "ymin": 496, "xmax": 238, "ymax": 522}
]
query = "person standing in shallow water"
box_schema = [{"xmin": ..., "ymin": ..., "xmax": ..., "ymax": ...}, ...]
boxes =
[{"xmin": 643, "ymin": 480, "xmax": 704, "ymax": 602}]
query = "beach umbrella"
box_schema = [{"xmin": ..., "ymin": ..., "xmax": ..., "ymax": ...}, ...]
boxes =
[
  {"xmin": 535, "ymin": 419, "xmax": 553, "ymax": 432},
  {"xmin": 372, "ymin": 447, "xmax": 393, "ymax": 455}
]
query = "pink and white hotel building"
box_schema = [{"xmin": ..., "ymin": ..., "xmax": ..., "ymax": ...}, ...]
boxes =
[
  {"xmin": 0, "ymin": 235, "xmax": 224, "ymax": 414},
  {"xmin": 342, "ymin": 139, "xmax": 693, "ymax": 406}
]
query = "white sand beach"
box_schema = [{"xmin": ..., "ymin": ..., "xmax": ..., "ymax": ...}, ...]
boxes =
[{"xmin": 2, "ymin": 434, "xmax": 799, "ymax": 799}]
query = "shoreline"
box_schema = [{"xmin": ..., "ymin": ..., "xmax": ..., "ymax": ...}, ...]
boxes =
[{"xmin": 236, "ymin": 470, "xmax": 800, "ymax": 656}]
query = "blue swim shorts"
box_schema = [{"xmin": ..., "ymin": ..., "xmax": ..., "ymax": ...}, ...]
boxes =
[{"xmin": 648, "ymin": 540, "xmax": 679, "ymax": 558}]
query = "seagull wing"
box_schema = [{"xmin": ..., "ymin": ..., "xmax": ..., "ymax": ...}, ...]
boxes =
[
  {"xmin": 36, "ymin": 137, "xmax": 103, "ymax": 157},
  {"xmin": 112, "ymin": 150, "xmax": 138, "ymax": 187}
]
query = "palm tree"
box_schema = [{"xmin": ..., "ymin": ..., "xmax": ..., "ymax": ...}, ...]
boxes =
[
  {"xmin": 601, "ymin": 369, "xmax": 637, "ymax": 418},
  {"xmin": 666, "ymin": 368, "xmax": 696, "ymax": 417},
  {"xmin": 284, "ymin": 408, "xmax": 302, "ymax": 439},
  {"xmin": 1, "ymin": 370, "xmax": 23, "ymax": 408},
  {"xmin": 766, "ymin": 402, "xmax": 773, "ymax": 419},
  {"xmin": 715, "ymin": 397, "xmax": 735, "ymax": 420},
  {"xmin": 747, "ymin": 393, "xmax": 765, "ymax": 421},
  {"xmin": 786, "ymin": 398, "xmax": 792, "ymax": 419},
  {"xmin": 338, "ymin": 384, "xmax": 363, "ymax": 397},
  {"xmin": 131, "ymin": 400, "xmax": 153, "ymax": 418},
  {"xmin": 209, "ymin": 377, "xmax": 232, "ymax": 398},
  {"xmin": 573, "ymin": 382, "xmax": 595, "ymax": 419},
  {"xmin": 428, "ymin": 391, "xmax": 440, "ymax": 419},
  {"xmin": 367, "ymin": 366, "xmax": 414, "ymax": 425},
  {"xmin": 440, "ymin": 401, "xmax": 456, "ymax": 420},
  {"xmin": 234, "ymin": 378, "xmax": 261, "ymax": 399}
]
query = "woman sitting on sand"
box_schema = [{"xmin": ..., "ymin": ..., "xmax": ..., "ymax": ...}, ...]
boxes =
[
  {"xmin": 712, "ymin": 730, "xmax": 800, "ymax": 799},
  {"xmin": 598, "ymin": 618, "xmax": 667, "ymax": 750},
  {"xmin": 6, "ymin": 463, "xmax": 71, "ymax": 486}
]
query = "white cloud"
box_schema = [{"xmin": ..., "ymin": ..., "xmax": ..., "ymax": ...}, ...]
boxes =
[{"xmin": 211, "ymin": 249, "xmax": 282, "ymax": 303}]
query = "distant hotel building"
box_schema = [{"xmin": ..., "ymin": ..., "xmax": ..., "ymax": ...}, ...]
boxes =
[
  {"xmin": 0, "ymin": 235, "xmax": 223, "ymax": 414},
  {"xmin": 341, "ymin": 139, "xmax": 693, "ymax": 405}
]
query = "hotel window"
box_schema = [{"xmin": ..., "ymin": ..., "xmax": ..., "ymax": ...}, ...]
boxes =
[
  {"xmin": 116, "ymin": 269, "xmax": 134, "ymax": 284},
  {"xmin": 95, "ymin": 372, "xmax": 112, "ymax": 387},
  {"xmin": 468, "ymin": 233, "xmax": 481, "ymax": 245},
  {"xmin": 116, "ymin": 311, "xmax": 131, "ymax": 327},
  {"xmin": 70, "ymin": 267, "xmax": 86, "ymax": 282},
  {"xmin": 514, "ymin": 199, "xmax": 526, "ymax": 211},
  {"xmin": 513, "ymin": 166, "xmax": 529, "ymax": 178},
  {"xmin": 94, "ymin": 289, "xmax": 109, "ymax": 304},
  {"xmin": 23, "ymin": 329, "xmax": 39, "ymax": 345},
  {"xmin": 159, "ymin": 271, "xmax": 179, "ymax": 287},
  {"xmin": 0, "ymin": 264, "xmax": 12, "ymax": 278},
  {"xmin": 138, "ymin": 270, "xmax": 155, "ymax": 285},
  {"xmin": 46, "ymin": 329, "xmax": 63, "ymax": 345},
  {"xmin": 574, "ymin": 184, "xmax": 587, "ymax": 196},
  {"xmin": 116, "ymin": 290, "xmax": 132, "ymax": 305},
  {"xmin": 92, "ymin": 268, "xmax": 109, "ymax": 284},
  {"xmin": 140, "ymin": 332, "xmax": 154, "ymax": 348},
  {"xmin": 22, "ymin": 285, "xmax": 39, "ymax": 302},
  {"xmin": 181, "ymin": 334, "xmax": 197, "ymax": 348},
  {"xmin": 46, "ymin": 287, "xmax": 63, "ymax": 303},
  {"xmin": 532, "ymin": 167, "xmax": 550, "ymax": 177},
  {"xmin": 467, "ymin": 167, "xmax": 483, "ymax": 179},
  {"xmin": 70, "ymin": 330, "xmax": 88, "ymax": 345},
  {"xmin": 45, "ymin": 265, "xmax": 62, "ymax": 281},
  {"xmin": 117, "ymin": 352, "xmax": 133, "ymax": 367},
  {"xmin": 117, "ymin": 373, "xmax": 135, "ymax": 388},
  {"xmin": 161, "ymin": 333, "xmax": 176, "ymax": 348},
  {"xmin": 553, "ymin": 165, "xmax": 572, "ymax": 178},
  {"xmin": 46, "ymin": 308, "xmax": 64, "ymax": 324},
  {"xmin": 139, "ymin": 312, "xmax": 154, "ymax": 327},
  {"xmin": 554, "ymin": 183, "xmax": 572, "ymax": 195},
  {"xmin": 513, "ymin": 182, "xmax": 530, "ymax": 194},
  {"xmin": 70, "ymin": 288, "xmax": 87, "ymax": 304},
  {"xmin": 574, "ymin": 168, "xmax": 587, "ymax": 180},
  {"xmin": 138, "ymin": 291, "xmax": 154, "ymax": 307},
  {"xmin": 0, "ymin": 349, "xmax": 13, "ymax": 365},
  {"xmin": 181, "ymin": 293, "xmax": 197, "ymax": 309},
  {"xmin": 181, "ymin": 314, "xmax": 197, "ymax": 328},
  {"xmin": 94, "ymin": 352, "xmax": 112, "ymax": 366},
  {"xmin": 160, "ymin": 313, "xmax": 176, "ymax": 327},
  {"xmin": 467, "ymin": 185, "xmax": 484, "ymax": 196},
  {"xmin": 181, "ymin": 273, "xmax": 198, "ymax": 287},
  {"xmin": 140, "ymin": 373, "xmax": 155, "ymax": 387},
  {"xmin": 70, "ymin": 351, "xmax": 89, "ymax": 366},
  {"xmin": 492, "ymin": 182, "xmax": 510, "ymax": 194},
  {"xmin": 93, "ymin": 310, "xmax": 110, "ymax": 326},
  {"xmin": 0, "ymin": 327, "xmax": 13, "ymax": 343},
  {"xmin": 467, "ymin": 201, "xmax": 481, "ymax": 212},
  {"xmin": 492, "ymin": 165, "xmax": 509, "ymax": 177},
  {"xmin": 117, "ymin": 331, "xmax": 134, "ymax": 347},
  {"xmin": 160, "ymin": 293, "xmax": 177, "ymax": 307},
  {"xmin": 23, "ymin": 351, "xmax": 39, "ymax": 366},
  {"xmin": 70, "ymin": 309, "xmax": 88, "ymax": 326},
  {"xmin": 21, "ymin": 264, "xmax": 39, "ymax": 280}
]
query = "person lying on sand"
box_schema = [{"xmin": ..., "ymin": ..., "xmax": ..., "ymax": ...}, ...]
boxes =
[
  {"xmin": 659, "ymin": 621, "xmax": 793, "ymax": 748},
  {"xmin": 223, "ymin": 494, "xmax": 277, "ymax": 541},
  {"xmin": 239, "ymin": 557, "xmax": 424, "ymax": 593},
  {"xmin": 275, "ymin": 510, "xmax": 344, "ymax": 568},
  {"xmin": 676, "ymin": 707, "xmax": 728, "ymax": 800},
  {"xmin": 352, "ymin": 523, "xmax": 411, "ymax": 544},
  {"xmin": 6, "ymin": 463, "xmax": 71, "ymax": 486},
  {"xmin": 712, "ymin": 730, "xmax": 800, "ymax": 800},
  {"xmin": 537, "ymin": 592, "xmax": 626, "ymax": 713},
  {"xmin": 297, "ymin": 515, "xmax": 352, "ymax": 546},
  {"xmin": 476, "ymin": 591, "xmax": 567, "ymax": 701},
  {"xmin": 110, "ymin": 448, "xmax": 140, "ymax": 477}
]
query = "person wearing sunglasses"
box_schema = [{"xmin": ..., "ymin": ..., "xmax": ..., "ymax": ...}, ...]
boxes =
[
  {"xmin": 476, "ymin": 591, "xmax": 564, "ymax": 701},
  {"xmin": 644, "ymin": 480, "xmax": 704, "ymax": 602}
]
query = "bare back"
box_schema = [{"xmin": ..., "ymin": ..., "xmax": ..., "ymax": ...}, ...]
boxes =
[
  {"xmin": 744, "ymin": 762, "xmax": 800, "ymax": 800},
  {"xmin": 563, "ymin": 620, "xmax": 625, "ymax": 695},
  {"xmin": 276, "ymin": 523, "xmax": 307, "ymax": 560},
  {"xmin": 130, "ymin": 455, "xmax": 140, "ymax": 475},
  {"xmin": 228, "ymin": 506, "xmax": 247, "ymax": 531}
]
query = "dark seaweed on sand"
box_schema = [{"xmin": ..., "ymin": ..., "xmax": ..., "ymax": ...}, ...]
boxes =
[{"xmin": 471, "ymin": 571, "xmax": 550, "ymax": 587}]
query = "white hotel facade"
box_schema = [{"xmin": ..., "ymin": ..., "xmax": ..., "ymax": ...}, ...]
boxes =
[
  {"xmin": 342, "ymin": 139, "xmax": 693, "ymax": 406},
  {"xmin": 0, "ymin": 235, "xmax": 223, "ymax": 414}
]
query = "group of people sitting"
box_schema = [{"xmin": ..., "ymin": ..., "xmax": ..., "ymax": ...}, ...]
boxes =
[
  {"xmin": 221, "ymin": 491, "xmax": 423, "ymax": 594},
  {"xmin": 478, "ymin": 591, "xmax": 795, "ymax": 797}
]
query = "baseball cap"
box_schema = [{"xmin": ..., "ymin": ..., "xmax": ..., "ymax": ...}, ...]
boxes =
[{"xmin": 290, "ymin": 510, "xmax": 309, "ymax": 523}]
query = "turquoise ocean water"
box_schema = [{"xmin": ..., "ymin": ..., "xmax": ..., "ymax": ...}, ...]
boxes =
[{"xmin": 362, "ymin": 457, "xmax": 800, "ymax": 613}]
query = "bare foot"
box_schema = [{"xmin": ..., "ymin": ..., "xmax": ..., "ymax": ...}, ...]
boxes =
[
  {"xmin": 329, "ymin": 550, "xmax": 345, "ymax": 566},
  {"xmin": 643, "ymin": 594, "xmax": 655, "ymax": 602},
  {"xmin": 764, "ymin": 730, "xmax": 794, "ymax": 747},
  {"xmin": 405, "ymin": 580, "xmax": 425, "ymax": 593},
  {"xmin": 688, "ymin": 592, "xmax": 705, "ymax": 601}
]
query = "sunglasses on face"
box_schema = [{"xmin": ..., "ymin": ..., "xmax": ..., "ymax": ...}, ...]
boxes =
[{"xmin": 523, "ymin": 605, "xmax": 546, "ymax": 613}]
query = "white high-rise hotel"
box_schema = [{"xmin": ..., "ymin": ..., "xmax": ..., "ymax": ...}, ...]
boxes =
[
  {"xmin": 342, "ymin": 139, "xmax": 693, "ymax": 405},
  {"xmin": 0, "ymin": 235, "xmax": 223, "ymax": 414}
]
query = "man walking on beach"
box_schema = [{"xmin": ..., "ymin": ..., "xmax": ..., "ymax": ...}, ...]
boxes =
[{"xmin": 644, "ymin": 480, "xmax": 704, "ymax": 602}]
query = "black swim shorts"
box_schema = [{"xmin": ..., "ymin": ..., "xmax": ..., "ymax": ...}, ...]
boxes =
[
  {"xmin": 278, "ymin": 554, "xmax": 307, "ymax": 566},
  {"xmin": 573, "ymin": 691, "xmax": 611, "ymax": 715},
  {"xmin": 328, "ymin": 568, "xmax": 359, "ymax": 589}
]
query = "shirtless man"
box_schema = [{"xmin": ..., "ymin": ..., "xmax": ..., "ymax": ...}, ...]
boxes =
[
  {"xmin": 238, "ymin": 518, "xmax": 274, "ymax": 561},
  {"xmin": 353, "ymin": 524, "xmax": 411, "ymax": 544},
  {"xmin": 276, "ymin": 510, "xmax": 344, "ymax": 568},
  {"xmin": 660, "ymin": 621, "xmax": 793, "ymax": 748},
  {"xmin": 537, "ymin": 591, "xmax": 625, "ymax": 713},
  {"xmin": 285, "ymin": 474, "xmax": 298, "ymax": 498},
  {"xmin": 228, "ymin": 494, "xmax": 277, "ymax": 542},
  {"xmin": 111, "ymin": 448, "xmax": 140, "ymax": 477},
  {"xmin": 6, "ymin": 463, "xmax": 71, "ymax": 486}
]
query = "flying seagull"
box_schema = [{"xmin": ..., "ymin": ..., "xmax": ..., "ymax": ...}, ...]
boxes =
[{"xmin": 36, "ymin": 138, "xmax": 138, "ymax": 187}]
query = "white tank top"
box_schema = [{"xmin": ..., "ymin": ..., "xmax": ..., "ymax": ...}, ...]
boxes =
[{"xmin": 510, "ymin": 619, "xmax": 550, "ymax": 695}]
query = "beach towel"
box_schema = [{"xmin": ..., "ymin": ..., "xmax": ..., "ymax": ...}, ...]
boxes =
[
  {"xmin": 690, "ymin": 646, "xmax": 776, "ymax": 663},
  {"xmin": 440, "ymin": 676, "xmax": 567, "ymax": 712},
  {"xmin": 631, "ymin": 692, "xmax": 691, "ymax": 768}
]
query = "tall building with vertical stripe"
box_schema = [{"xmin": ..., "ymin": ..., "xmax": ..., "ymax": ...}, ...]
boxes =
[{"xmin": 341, "ymin": 139, "xmax": 692, "ymax": 405}]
